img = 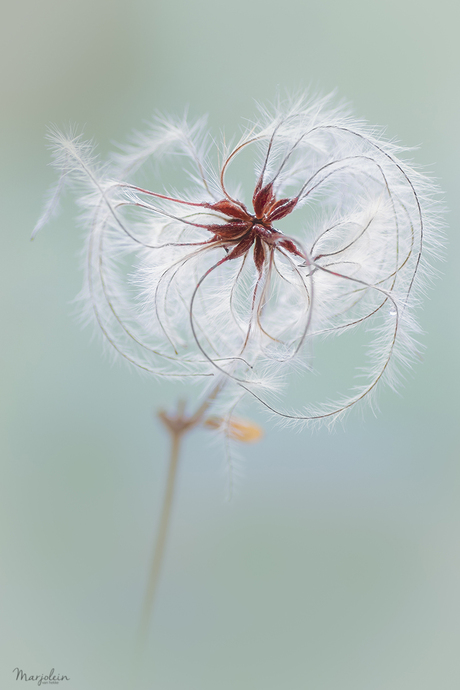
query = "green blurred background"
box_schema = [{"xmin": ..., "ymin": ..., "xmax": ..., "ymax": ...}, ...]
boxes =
[{"xmin": 1, "ymin": 0, "xmax": 459, "ymax": 688}]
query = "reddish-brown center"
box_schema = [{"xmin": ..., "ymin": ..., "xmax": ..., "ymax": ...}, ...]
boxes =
[{"xmin": 203, "ymin": 182, "xmax": 302, "ymax": 272}]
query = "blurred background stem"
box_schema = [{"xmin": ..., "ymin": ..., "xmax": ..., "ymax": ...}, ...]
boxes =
[
  {"xmin": 138, "ymin": 383, "xmax": 224, "ymax": 650},
  {"xmin": 137, "ymin": 409, "xmax": 183, "ymax": 648}
]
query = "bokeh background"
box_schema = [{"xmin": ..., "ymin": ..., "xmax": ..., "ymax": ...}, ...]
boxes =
[{"xmin": 1, "ymin": 0, "xmax": 459, "ymax": 688}]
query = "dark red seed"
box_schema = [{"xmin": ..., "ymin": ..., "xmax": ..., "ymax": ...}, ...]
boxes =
[
  {"xmin": 206, "ymin": 221, "xmax": 251, "ymax": 239},
  {"xmin": 204, "ymin": 199, "xmax": 249, "ymax": 221},
  {"xmin": 278, "ymin": 238, "xmax": 305, "ymax": 259},
  {"xmin": 253, "ymin": 237, "xmax": 265, "ymax": 274},
  {"xmin": 227, "ymin": 234, "xmax": 255, "ymax": 260},
  {"xmin": 253, "ymin": 182, "xmax": 275, "ymax": 218},
  {"xmin": 252, "ymin": 224, "xmax": 274, "ymax": 240},
  {"xmin": 267, "ymin": 197, "xmax": 297, "ymax": 222}
]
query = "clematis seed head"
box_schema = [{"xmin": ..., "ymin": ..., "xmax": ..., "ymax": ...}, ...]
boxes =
[{"xmin": 35, "ymin": 95, "xmax": 444, "ymax": 428}]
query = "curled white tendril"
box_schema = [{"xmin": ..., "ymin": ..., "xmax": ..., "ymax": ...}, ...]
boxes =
[{"xmin": 35, "ymin": 94, "xmax": 443, "ymax": 428}]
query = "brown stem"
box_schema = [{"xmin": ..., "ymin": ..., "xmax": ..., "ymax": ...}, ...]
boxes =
[
  {"xmin": 137, "ymin": 383, "xmax": 223, "ymax": 651},
  {"xmin": 137, "ymin": 424, "xmax": 183, "ymax": 647}
]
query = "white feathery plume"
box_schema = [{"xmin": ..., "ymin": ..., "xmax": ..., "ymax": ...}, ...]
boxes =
[{"xmin": 36, "ymin": 95, "xmax": 443, "ymax": 428}]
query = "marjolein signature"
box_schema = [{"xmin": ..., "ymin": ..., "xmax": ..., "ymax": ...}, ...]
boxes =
[{"xmin": 12, "ymin": 668, "xmax": 69, "ymax": 686}]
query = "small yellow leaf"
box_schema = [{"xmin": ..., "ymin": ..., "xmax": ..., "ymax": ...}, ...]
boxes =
[{"xmin": 204, "ymin": 415, "xmax": 264, "ymax": 443}]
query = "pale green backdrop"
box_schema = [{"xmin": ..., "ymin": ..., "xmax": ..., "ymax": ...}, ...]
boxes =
[{"xmin": 1, "ymin": 0, "xmax": 459, "ymax": 688}]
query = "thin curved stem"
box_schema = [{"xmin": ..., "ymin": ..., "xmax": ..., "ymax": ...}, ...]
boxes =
[
  {"xmin": 137, "ymin": 383, "xmax": 224, "ymax": 653},
  {"xmin": 138, "ymin": 422, "xmax": 183, "ymax": 648}
]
